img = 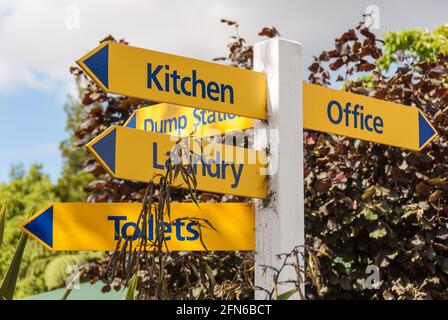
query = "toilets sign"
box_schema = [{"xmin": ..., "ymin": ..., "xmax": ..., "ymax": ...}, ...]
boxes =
[
  {"xmin": 303, "ymin": 83, "xmax": 438, "ymax": 151},
  {"xmin": 19, "ymin": 203, "xmax": 255, "ymax": 251},
  {"xmin": 77, "ymin": 41, "xmax": 267, "ymax": 119}
]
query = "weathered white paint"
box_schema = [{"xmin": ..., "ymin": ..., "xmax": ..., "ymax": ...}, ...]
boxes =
[{"xmin": 253, "ymin": 38, "xmax": 304, "ymax": 300}]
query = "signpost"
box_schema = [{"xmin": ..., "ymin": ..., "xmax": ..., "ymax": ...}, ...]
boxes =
[
  {"xmin": 303, "ymin": 82, "xmax": 438, "ymax": 151},
  {"xmin": 253, "ymin": 39, "xmax": 304, "ymax": 299},
  {"xmin": 86, "ymin": 125, "xmax": 267, "ymax": 198},
  {"xmin": 77, "ymin": 41, "xmax": 267, "ymax": 119},
  {"xmin": 19, "ymin": 37, "xmax": 439, "ymax": 301},
  {"xmin": 124, "ymin": 103, "xmax": 253, "ymax": 138},
  {"xmin": 19, "ymin": 203, "xmax": 254, "ymax": 251}
]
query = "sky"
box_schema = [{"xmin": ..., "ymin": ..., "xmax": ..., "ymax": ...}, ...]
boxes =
[{"xmin": 0, "ymin": 0, "xmax": 447, "ymax": 182}]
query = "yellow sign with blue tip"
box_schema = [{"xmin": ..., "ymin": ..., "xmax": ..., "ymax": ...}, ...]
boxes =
[
  {"xmin": 19, "ymin": 203, "xmax": 255, "ymax": 251},
  {"xmin": 124, "ymin": 103, "xmax": 253, "ymax": 138},
  {"xmin": 303, "ymin": 83, "xmax": 438, "ymax": 151},
  {"xmin": 86, "ymin": 125, "xmax": 267, "ymax": 198},
  {"xmin": 77, "ymin": 41, "xmax": 267, "ymax": 119}
]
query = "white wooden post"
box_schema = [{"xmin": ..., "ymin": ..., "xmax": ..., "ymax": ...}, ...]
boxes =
[{"xmin": 253, "ymin": 38, "xmax": 304, "ymax": 299}]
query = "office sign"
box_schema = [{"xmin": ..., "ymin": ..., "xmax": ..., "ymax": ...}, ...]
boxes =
[{"xmin": 303, "ymin": 82, "xmax": 438, "ymax": 150}]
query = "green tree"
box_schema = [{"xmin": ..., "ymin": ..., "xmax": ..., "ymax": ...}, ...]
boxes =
[
  {"xmin": 307, "ymin": 20, "xmax": 448, "ymax": 299},
  {"xmin": 0, "ymin": 164, "xmax": 102, "ymax": 298},
  {"xmin": 56, "ymin": 88, "xmax": 94, "ymax": 202},
  {"xmin": 0, "ymin": 164, "xmax": 57, "ymax": 297},
  {"xmin": 379, "ymin": 23, "xmax": 448, "ymax": 70}
]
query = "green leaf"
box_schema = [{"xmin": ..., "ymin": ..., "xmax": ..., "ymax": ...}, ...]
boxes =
[
  {"xmin": 276, "ymin": 289, "xmax": 297, "ymax": 300},
  {"xmin": 369, "ymin": 227, "xmax": 387, "ymax": 239},
  {"xmin": 401, "ymin": 209, "xmax": 417, "ymax": 219},
  {"xmin": 361, "ymin": 186, "xmax": 376, "ymax": 200},
  {"xmin": 124, "ymin": 274, "xmax": 138, "ymax": 300},
  {"xmin": 0, "ymin": 231, "xmax": 28, "ymax": 300},
  {"xmin": 387, "ymin": 251, "xmax": 399, "ymax": 260},
  {"xmin": 363, "ymin": 208, "xmax": 378, "ymax": 221},
  {"xmin": 0, "ymin": 203, "xmax": 6, "ymax": 247}
]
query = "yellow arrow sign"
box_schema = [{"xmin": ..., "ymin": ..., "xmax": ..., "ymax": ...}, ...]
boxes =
[
  {"xmin": 86, "ymin": 125, "xmax": 267, "ymax": 198},
  {"xmin": 124, "ymin": 103, "xmax": 253, "ymax": 138},
  {"xmin": 303, "ymin": 83, "xmax": 438, "ymax": 150},
  {"xmin": 19, "ymin": 203, "xmax": 254, "ymax": 251},
  {"xmin": 77, "ymin": 41, "xmax": 267, "ymax": 119}
]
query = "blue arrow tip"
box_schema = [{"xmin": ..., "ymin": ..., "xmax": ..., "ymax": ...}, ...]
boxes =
[
  {"xmin": 419, "ymin": 112, "xmax": 436, "ymax": 148},
  {"xmin": 91, "ymin": 128, "xmax": 116, "ymax": 174},
  {"xmin": 125, "ymin": 113, "xmax": 136, "ymax": 129},
  {"xmin": 23, "ymin": 206, "xmax": 53, "ymax": 248},
  {"xmin": 83, "ymin": 44, "xmax": 109, "ymax": 89}
]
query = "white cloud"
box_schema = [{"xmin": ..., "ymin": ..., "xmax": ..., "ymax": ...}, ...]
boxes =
[
  {"xmin": 0, "ymin": 0, "xmax": 234, "ymax": 94},
  {"xmin": 0, "ymin": 0, "xmax": 447, "ymax": 95}
]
